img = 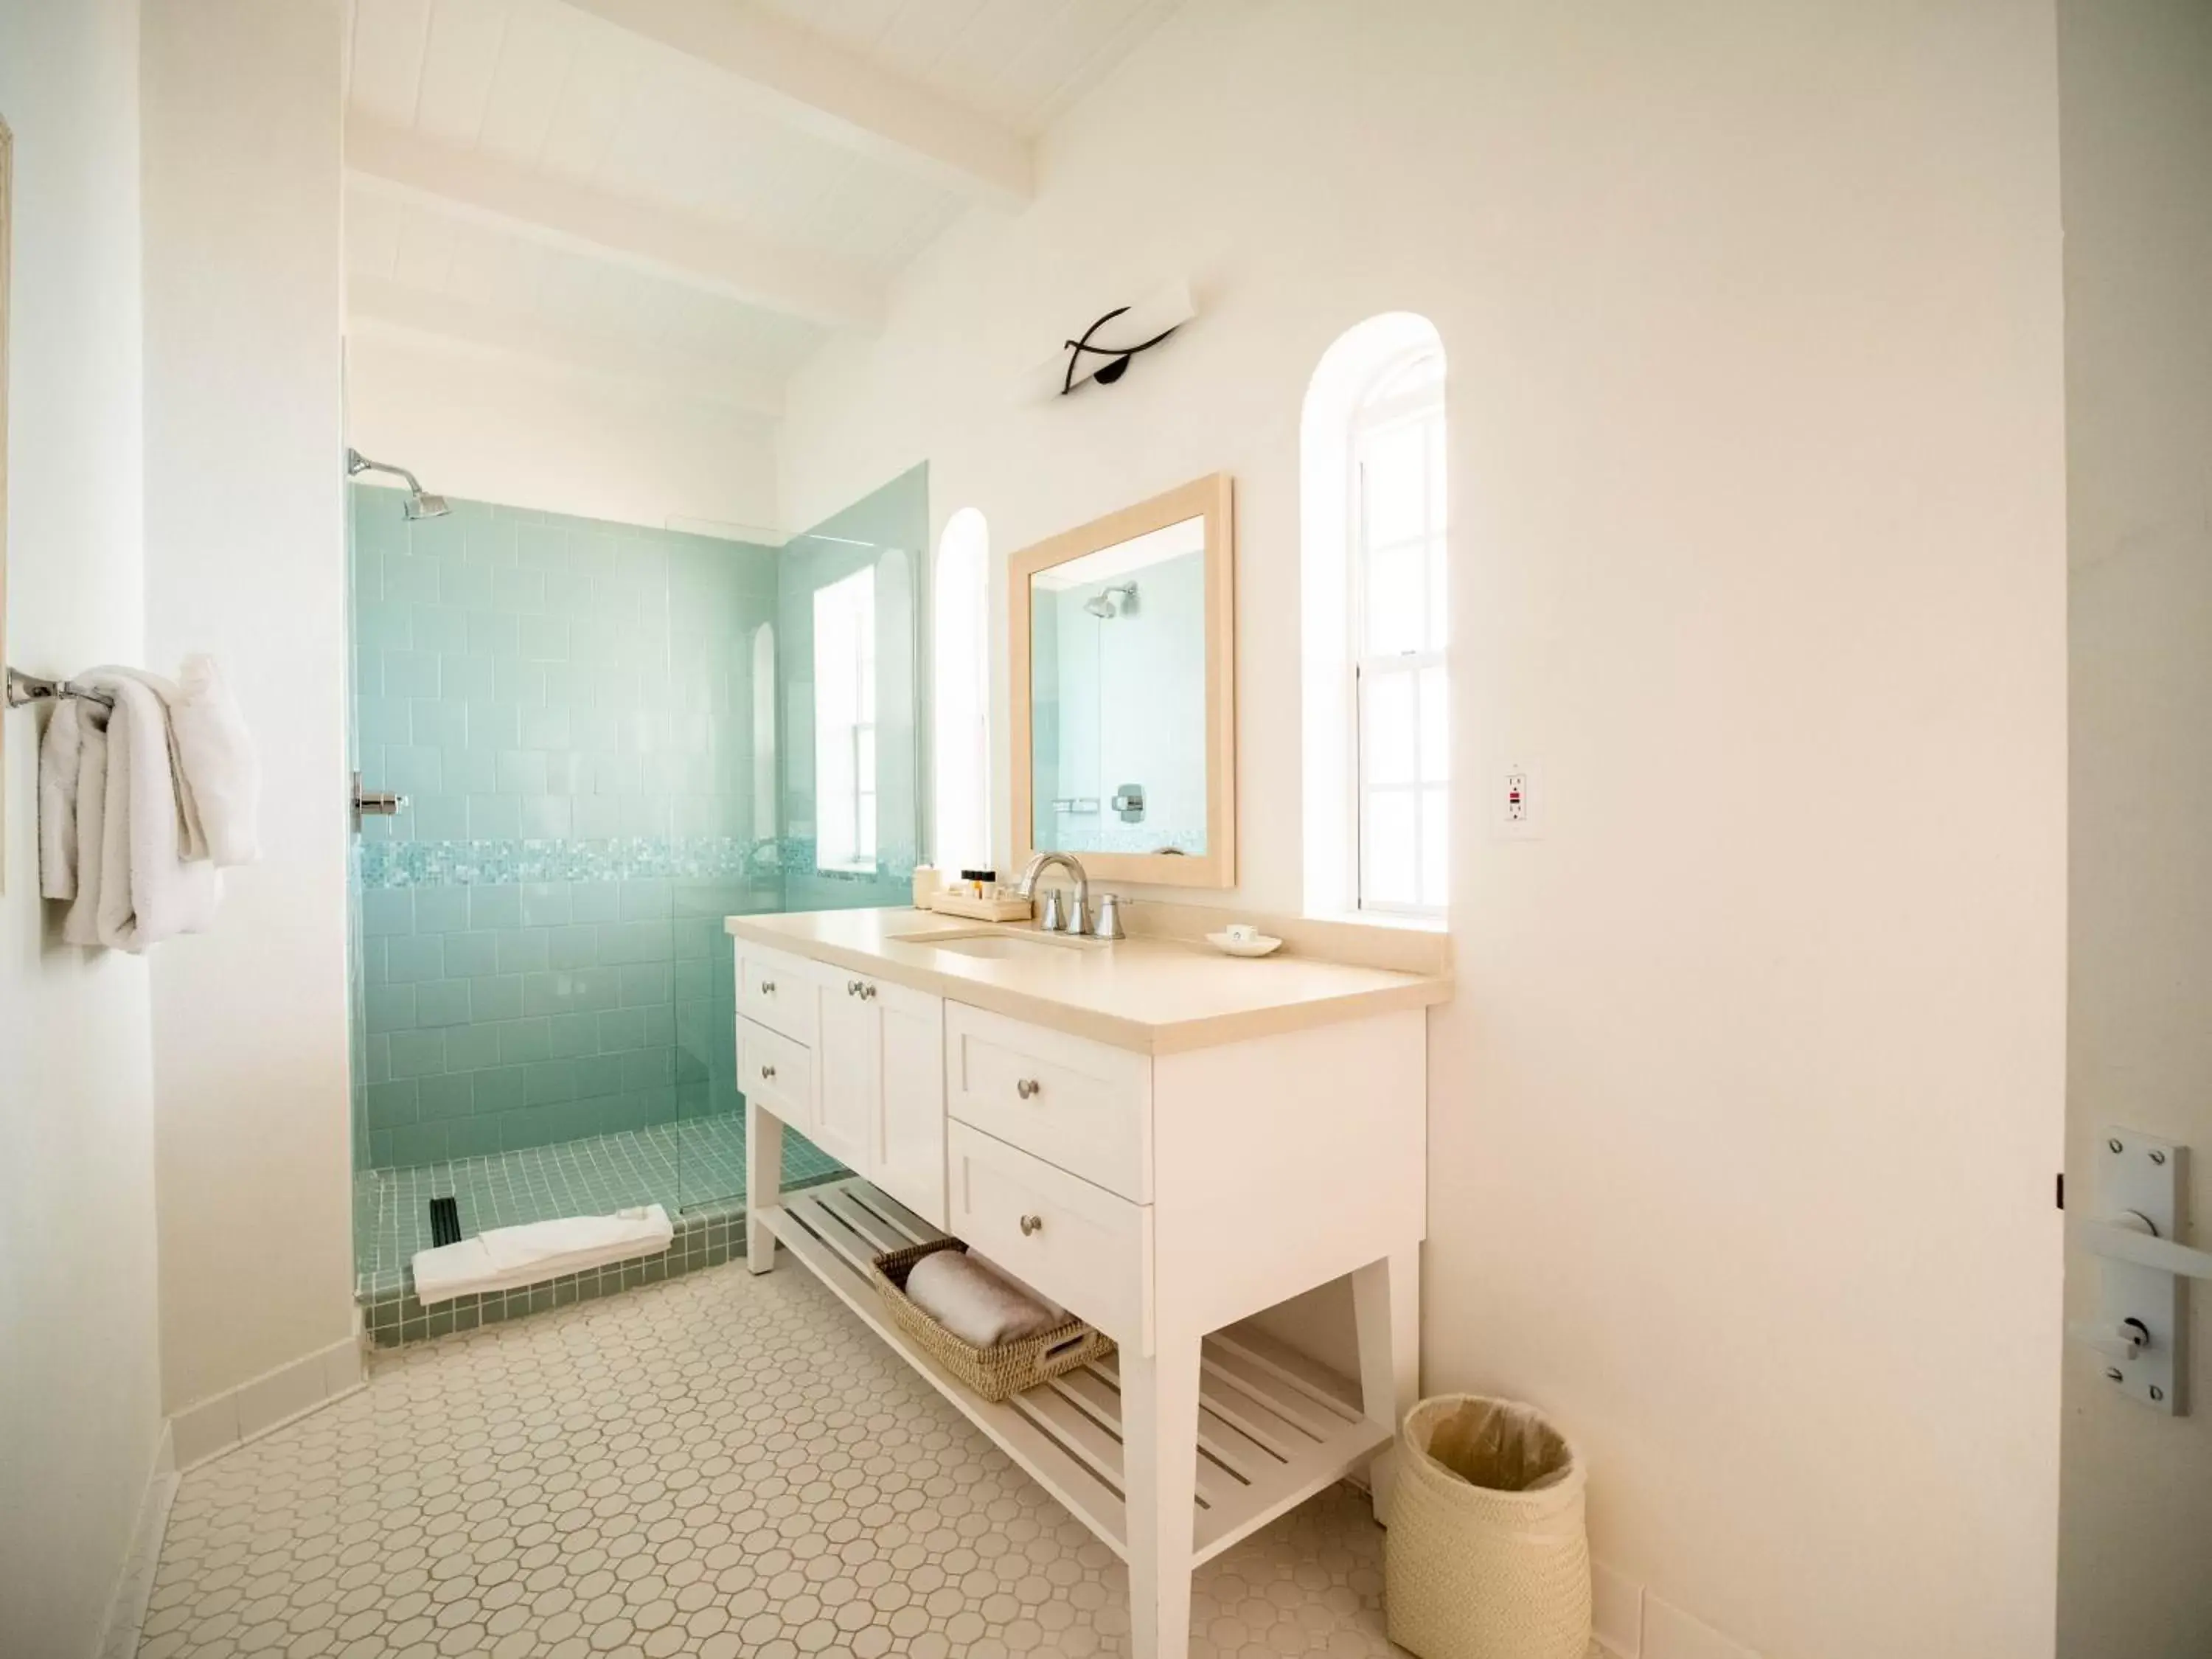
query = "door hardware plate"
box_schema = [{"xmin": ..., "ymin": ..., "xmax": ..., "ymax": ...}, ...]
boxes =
[{"xmin": 2096, "ymin": 1128, "xmax": 2187, "ymax": 1413}]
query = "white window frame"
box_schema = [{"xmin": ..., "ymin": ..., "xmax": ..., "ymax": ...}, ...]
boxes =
[{"xmin": 1347, "ymin": 352, "xmax": 1448, "ymax": 917}]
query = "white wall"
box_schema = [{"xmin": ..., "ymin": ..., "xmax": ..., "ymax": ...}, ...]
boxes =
[
  {"xmin": 0, "ymin": 0, "xmax": 167, "ymax": 1650},
  {"xmin": 346, "ymin": 333, "xmax": 782, "ymax": 538},
  {"xmin": 140, "ymin": 0, "xmax": 357, "ymax": 1417},
  {"xmin": 780, "ymin": 3, "xmax": 2070, "ymax": 1654},
  {"xmin": 2056, "ymin": 1, "xmax": 2212, "ymax": 1652}
]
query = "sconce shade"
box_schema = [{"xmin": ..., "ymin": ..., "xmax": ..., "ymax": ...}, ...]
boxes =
[{"xmin": 1015, "ymin": 279, "xmax": 1197, "ymax": 403}]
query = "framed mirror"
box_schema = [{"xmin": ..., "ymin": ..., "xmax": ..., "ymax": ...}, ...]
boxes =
[{"xmin": 1009, "ymin": 473, "xmax": 1235, "ymax": 888}]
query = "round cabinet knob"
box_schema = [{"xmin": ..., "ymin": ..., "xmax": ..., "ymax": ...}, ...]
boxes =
[
  {"xmin": 846, "ymin": 979, "xmax": 860, "ymax": 996},
  {"xmin": 760, "ymin": 979, "xmax": 776, "ymax": 995},
  {"xmin": 1015, "ymin": 1078, "xmax": 1042, "ymax": 1100},
  {"xmin": 1018, "ymin": 1214, "xmax": 1044, "ymax": 1237},
  {"xmin": 759, "ymin": 1064, "xmax": 776, "ymax": 1081},
  {"xmin": 861, "ymin": 983, "xmax": 877, "ymax": 1001}
]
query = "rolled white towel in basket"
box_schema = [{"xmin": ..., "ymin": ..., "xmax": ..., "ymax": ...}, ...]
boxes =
[{"xmin": 905, "ymin": 1249, "xmax": 1068, "ymax": 1348}]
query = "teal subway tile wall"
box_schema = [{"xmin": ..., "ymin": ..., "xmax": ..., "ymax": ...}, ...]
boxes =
[
  {"xmin": 348, "ymin": 485, "xmax": 785, "ymax": 1179},
  {"xmin": 346, "ymin": 468, "xmax": 926, "ymax": 1230}
]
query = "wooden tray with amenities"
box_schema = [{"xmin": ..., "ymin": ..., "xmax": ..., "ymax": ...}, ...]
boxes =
[{"xmin": 926, "ymin": 891, "xmax": 1034, "ymax": 922}]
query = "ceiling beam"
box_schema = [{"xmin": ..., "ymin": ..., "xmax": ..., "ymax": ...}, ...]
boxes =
[
  {"xmin": 561, "ymin": 0, "xmax": 1032, "ymax": 209},
  {"xmin": 346, "ymin": 274, "xmax": 785, "ymax": 418},
  {"xmin": 346, "ymin": 115, "xmax": 886, "ymax": 332}
]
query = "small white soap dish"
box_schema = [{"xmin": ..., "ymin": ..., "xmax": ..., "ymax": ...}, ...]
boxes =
[{"xmin": 1206, "ymin": 931, "xmax": 1283, "ymax": 959}]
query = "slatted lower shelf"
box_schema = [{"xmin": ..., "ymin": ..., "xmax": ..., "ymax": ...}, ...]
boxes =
[{"xmin": 760, "ymin": 1178, "xmax": 1391, "ymax": 1565}]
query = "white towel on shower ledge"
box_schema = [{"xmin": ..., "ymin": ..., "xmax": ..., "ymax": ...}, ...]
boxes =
[{"xmin": 410, "ymin": 1205, "xmax": 675, "ymax": 1307}]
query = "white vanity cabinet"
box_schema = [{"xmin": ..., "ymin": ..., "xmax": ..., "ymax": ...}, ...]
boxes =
[
  {"xmin": 736, "ymin": 943, "xmax": 948, "ymax": 1228},
  {"xmin": 733, "ymin": 915, "xmax": 1440, "ymax": 1659}
]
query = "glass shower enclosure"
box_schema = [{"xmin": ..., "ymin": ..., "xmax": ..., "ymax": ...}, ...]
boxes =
[{"xmin": 345, "ymin": 464, "xmax": 927, "ymax": 1342}]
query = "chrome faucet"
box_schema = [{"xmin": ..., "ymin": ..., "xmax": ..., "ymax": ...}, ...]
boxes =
[{"xmin": 1018, "ymin": 851, "xmax": 1090, "ymax": 935}]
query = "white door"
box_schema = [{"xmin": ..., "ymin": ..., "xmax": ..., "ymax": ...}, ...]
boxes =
[
  {"xmin": 2056, "ymin": 6, "xmax": 2212, "ymax": 1652},
  {"xmin": 874, "ymin": 981, "xmax": 946, "ymax": 1226},
  {"xmin": 811, "ymin": 968, "xmax": 879, "ymax": 1175}
]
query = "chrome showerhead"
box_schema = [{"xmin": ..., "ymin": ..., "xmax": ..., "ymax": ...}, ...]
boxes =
[
  {"xmin": 1085, "ymin": 581, "xmax": 1138, "ymax": 619},
  {"xmin": 348, "ymin": 448, "xmax": 449, "ymax": 520}
]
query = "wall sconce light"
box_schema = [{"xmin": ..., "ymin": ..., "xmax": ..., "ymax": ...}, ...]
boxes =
[{"xmin": 1019, "ymin": 279, "xmax": 1197, "ymax": 401}]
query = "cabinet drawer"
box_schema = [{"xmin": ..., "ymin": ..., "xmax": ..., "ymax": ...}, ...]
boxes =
[
  {"xmin": 737, "ymin": 945, "xmax": 815, "ymax": 1046},
  {"xmin": 947, "ymin": 1123, "xmax": 1149, "ymax": 1349},
  {"xmin": 944, "ymin": 1003, "xmax": 1152, "ymax": 1202},
  {"xmin": 738, "ymin": 1017, "xmax": 813, "ymax": 1128}
]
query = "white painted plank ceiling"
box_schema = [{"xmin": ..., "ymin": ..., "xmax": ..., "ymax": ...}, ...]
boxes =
[{"xmin": 344, "ymin": 0, "xmax": 1183, "ymax": 403}]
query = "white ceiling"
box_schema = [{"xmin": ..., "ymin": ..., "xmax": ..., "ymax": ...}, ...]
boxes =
[{"xmin": 342, "ymin": 0, "xmax": 1183, "ymax": 422}]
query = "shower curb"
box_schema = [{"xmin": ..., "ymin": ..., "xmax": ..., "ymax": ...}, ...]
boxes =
[{"xmin": 357, "ymin": 1174, "xmax": 844, "ymax": 1347}]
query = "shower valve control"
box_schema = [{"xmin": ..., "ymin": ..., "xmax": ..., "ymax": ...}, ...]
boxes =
[{"xmin": 351, "ymin": 771, "xmax": 407, "ymax": 829}]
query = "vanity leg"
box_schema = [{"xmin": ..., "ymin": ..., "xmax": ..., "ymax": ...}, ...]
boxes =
[
  {"xmin": 1120, "ymin": 1332, "xmax": 1203, "ymax": 1659},
  {"xmin": 746, "ymin": 1099, "xmax": 785, "ymax": 1274},
  {"xmin": 1353, "ymin": 1245, "xmax": 1421, "ymax": 1525}
]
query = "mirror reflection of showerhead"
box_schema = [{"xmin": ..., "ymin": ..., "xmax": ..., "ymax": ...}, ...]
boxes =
[
  {"xmin": 347, "ymin": 448, "xmax": 452, "ymax": 520},
  {"xmin": 1085, "ymin": 581, "xmax": 1138, "ymax": 619}
]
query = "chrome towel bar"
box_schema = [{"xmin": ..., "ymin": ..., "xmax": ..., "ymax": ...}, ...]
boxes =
[{"xmin": 5, "ymin": 667, "xmax": 116, "ymax": 709}]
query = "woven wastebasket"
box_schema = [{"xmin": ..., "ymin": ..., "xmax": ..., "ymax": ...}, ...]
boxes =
[{"xmin": 1384, "ymin": 1394, "xmax": 1590, "ymax": 1659}]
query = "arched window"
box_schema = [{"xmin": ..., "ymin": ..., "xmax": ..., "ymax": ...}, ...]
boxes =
[
  {"xmin": 1301, "ymin": 315, "xmax": 1449, "ymax": 919},
  {"xmin": 932, "ymin": 508, "xmax": 992, "ymax": 873}
]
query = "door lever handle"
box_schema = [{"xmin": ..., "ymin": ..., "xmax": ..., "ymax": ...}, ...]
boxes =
[
  {"xmin": 2067, "ymin": 1318, "xmax": 2150, "ymax": 1363},
  {"xmin": 2072, "ymin": 1214, "xmax": 2212, "ymax": 1281}
]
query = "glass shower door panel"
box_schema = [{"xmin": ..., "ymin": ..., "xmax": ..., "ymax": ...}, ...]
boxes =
[{"xmin": 675, "ymin": 464, "xmax": 927, "ymax": 1218}]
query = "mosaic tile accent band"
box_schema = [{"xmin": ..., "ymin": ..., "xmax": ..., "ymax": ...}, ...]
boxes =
[{"xmin": 354, "ymin": 834, "xmax": 865, "ymax": 889}]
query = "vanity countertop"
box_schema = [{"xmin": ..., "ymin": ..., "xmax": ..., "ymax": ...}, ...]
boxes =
[{"xmin": 724, "ymin": 908, "xmax": 1450, "ymax": 1055}]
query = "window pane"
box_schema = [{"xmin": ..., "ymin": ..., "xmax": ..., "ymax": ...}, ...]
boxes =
[
  {"xmin": 1378, "ymin": 349, "xmax": 1444, "ymax": 400},
  {"xmin": 812, "ymin": 566, "xmax": 875, "ymax": 869},
  {"xmin": 1421, "ymin": 787, "xmax": 1448, "ymax": 908},
  {"xmin": 1361, "ymin": 421, "xmax": 1429, "ymax": 548},
  {"xmin": 1418, "ymin": 664, "xmax": 1448, "ymax": 783},
  {"xmin": 1427, "ymin": 415, "xmax": 1447, "ymax": 549},
  {"xmin": 1361, "ymin": 668, "xmax": 1416, "ymax": 786},
  {"xmin": 1364, "ymin": 538, "xmax": 1425, "ymax": 655},
  {"xmin": 1363, "ymin": 790, "xmax": 1417, "ymax": 906}
]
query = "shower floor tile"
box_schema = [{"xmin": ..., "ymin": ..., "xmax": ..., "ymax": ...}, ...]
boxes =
[
  {"xmin": 353, "ymin": 1117, "xmax": 844, "ymax": 1298},
  {"xmin": 142, "ymin": 1257, "xmax": 1470, "ymax": 1659}
]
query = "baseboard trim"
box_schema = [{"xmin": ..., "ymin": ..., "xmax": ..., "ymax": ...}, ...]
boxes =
[
  {"xmin": 169, "ymin": 1335, "xmax": 366, "ymax": 1472},
  {"xmin": 96, "ymin": 1422, "xmax": 179, "ymax": 1659},
  {"xmin": 1587, "ymin": 1562, "xmax": 1761, "ymax": 1659}
]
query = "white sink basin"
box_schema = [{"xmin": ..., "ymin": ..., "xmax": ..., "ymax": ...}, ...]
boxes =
[{"xmin": 892, "ymin": 926, "xmax": 1107, "ymax": 958}]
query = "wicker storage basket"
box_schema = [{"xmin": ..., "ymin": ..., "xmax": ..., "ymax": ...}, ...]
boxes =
[
  {"xmin": 866, "ymin": 1239, "xmax": 1113, "ymax": 1402},
  {"xmin": 1385, "ymin": 1394, "xmax": 1591, "ymax": 1659}
]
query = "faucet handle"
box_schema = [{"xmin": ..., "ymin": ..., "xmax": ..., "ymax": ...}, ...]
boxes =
[
  {"xmin": 1091, "ymin": 892, "xmax": 1126, "ymax": 941},
  {"xmin": 1040, "ymin": 888, "xmax": 1066, "ymax": 932}
]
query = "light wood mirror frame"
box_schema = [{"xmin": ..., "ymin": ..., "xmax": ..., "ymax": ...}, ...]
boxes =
[{"xmin": 1008, "ymin": 472, "xmax": 1236, "ymax": 889}]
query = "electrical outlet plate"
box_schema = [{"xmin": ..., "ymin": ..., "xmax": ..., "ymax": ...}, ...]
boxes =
[
  {"xmin": 1497, "ymin": 761, "xmax": 1538, "ymax": 840},
  {"xmin": 2096, "ymin": 1127, "xmax": 2188, "ymax": 1414}
]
